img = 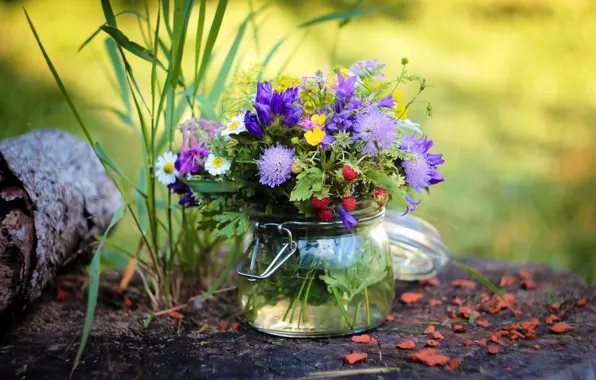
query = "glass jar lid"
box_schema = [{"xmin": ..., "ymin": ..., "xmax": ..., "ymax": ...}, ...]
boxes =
[{"xmin": 383, "ymin": 210, "xmax": 449, "ymax": 281}]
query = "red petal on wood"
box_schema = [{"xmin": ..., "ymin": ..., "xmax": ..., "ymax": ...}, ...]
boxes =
[
  {"xmin": 429, "ymin": 299, "xmax": 443, "ymax": 306},
  {"xmin": 520, "ymin": 279, "xmax": 536, "ymax": 290},
  {"xmin": 551, "ymin": 303, "xmax": 560, "ymax": 310},
  {"xmin": 217, "ymin": 320, "xmax": 230, "ymax": 329},
  {"xmin": 419, "ymin": 278, "xmax": 440, "ymax": 287},
  {"xmin": 408, "ymin": 349, "xmax": 450, "ymax": 367},
  {"xmin": 463, "ymin": 339, "xmax": 474, "ymax": 346},
  {"xmin": 550, "ymin": 322, "xmax": 575, "ymax": 333},
  {"xmin": 476, "ymin": 320, "xmax": 489, "ymax": 328},
  {"xmin": 452, "ymin": 297, "xmax": 463, "ymax": 306},
  {"xmin": 400, "ymin": 292, "xmax": 423, "ymax": 304},
  {"xmin": 576, "ymin": 298, "xmax": 588, "ymax": 307},
  {"xmin": 431, "ymin": 331, "xmax": 444, "ymax": 340},
  {"xmin": 533, "ymin": 344, "xmax": 541, "ymax": 350},
  {"xmin": 519, "ymin": 270, "xmax": 532, "ymax": 280},
  {"xmin": 386, "ymin": 312, "xmax": 398, "ymax": 321},
  {"xmin": 166, "ymin": 310, "xmax": 184, "ymax": 319},
  {"xmin": 499, "ymin": 275, "xmax": 516, "ymax": 288},
  {"xmin": 351, "ymin": 334, "xmax": 372, "ymax": 344},
  {"xmin": 426, "ymin": 340, "xmax": 440, "ymax": 348},
  {"xmin": 447, "ymin": 358, "xmax": 460, "ymax": 370},
  {"xmin": 514, "ymin": 309, "xmax": 523, "ymax": 316},
  {"xmin": 546, "ymin": 314, "xmax": 560, "ymax": 325},
  {"xmin": 123, "ymin": 297, "xmax": 133, "ymax": 308},
  {"xmin": 488, "ymin": 345, "xmax": 500, "ymax": 355},
  {"xmin": 231, "ymin": 322, "xmax": 240, "ymax": 330},
  {"xmin": 396, "ymin": 340, "xmax": 416, "ymax": 350},
  {"xmin": 453, "ymin": 325, "xmax": 467, "ymax": 333},
  {"xmin": 451, "ymin": 280, "xmax": 476, "ymax": 289},
  {"xmin": 344, "ymin": 352, "xmax": 367, "ymax": 364},
  {"xmin": 424, "ymin": 325, "xmax": 436, "ymax": 334},
  {"xmin": 478, "ymin": 339, "xmax": 488, "ymax": 347},
  {"xmin": 520, "ymin": 318, "xmax": 540, "ymax": 331}
]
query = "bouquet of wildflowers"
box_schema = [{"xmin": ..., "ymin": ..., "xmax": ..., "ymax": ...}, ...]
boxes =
[{"xmin": 157, "ymin": 59, "xmax": 444, "ymax": 236}]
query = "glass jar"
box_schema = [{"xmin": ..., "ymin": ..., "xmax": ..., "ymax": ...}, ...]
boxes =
[
  {"xmin": 384, "ymin": 210, "xmax": 449, "ymax": 281},
  {"xmin": 236, "ymin": 203, "xmax": 394, "ymax": 338}
]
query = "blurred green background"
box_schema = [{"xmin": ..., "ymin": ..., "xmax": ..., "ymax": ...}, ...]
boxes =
[{"xmin": 1, "ymin": 0, "xmax": 595, "ymax": 281}]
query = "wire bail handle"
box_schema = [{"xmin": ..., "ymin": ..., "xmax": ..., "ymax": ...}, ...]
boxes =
[{"xmin": 236, "ymin": 222, "xmax": 298, "ymax": 282}]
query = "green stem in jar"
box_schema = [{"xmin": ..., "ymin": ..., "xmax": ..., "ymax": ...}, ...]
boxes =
[
  {"xmin": 319, "ymin": 303, "xmax": 334, "ymax": 325},
  {"xmin": 352, "ymin": 300, "xmax": 362, "ymax": 327},
  {"xmin": 331, "ymin": 287, "xmax": 353, "ymax": 329},
  {"xmin": 363, "ymin": 288, "xmax": 371, "ymax": 325},
  {"xmin": 300, "ymin": 262, "xmax": 319, "ymax": 323}
]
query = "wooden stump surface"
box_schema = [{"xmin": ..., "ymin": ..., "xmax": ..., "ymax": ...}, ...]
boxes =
[{"xmin": 0, "ymin": 257, "xmax": 595, "ymax": 379}]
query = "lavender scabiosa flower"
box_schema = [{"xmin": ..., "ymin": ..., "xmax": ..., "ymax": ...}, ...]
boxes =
[
  {"xmin": 244, "ymin": 110, "xmax": 264, "ymax": 139},
  {"xmin": 353, "ymin": 110, "xmax": 397, "ymax": 155},
  {"xmin": 402, "ymin": 194, "xmax": 421, "ymax": 215},
  {"xmin": 338, "ymin": 206, "xmax": 358, "ymax": 230},
  {"xmin": 256, "ymin": 144, "xmax": 296, "ymax": 188},
  {"xmin": 399, "ymin": 134, "xmax": 445, "ymax": 192}
]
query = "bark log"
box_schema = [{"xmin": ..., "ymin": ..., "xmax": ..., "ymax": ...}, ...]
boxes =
[{"xmin": 0, "ymin": 129, "xmax": 122, "ymax": 315}]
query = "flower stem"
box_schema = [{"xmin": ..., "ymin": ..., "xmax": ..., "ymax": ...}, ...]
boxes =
[
  {"xmin": 331, "ymin": 287, "xmax": 353, "ymax": 329},
  {"xmin": 363, "ymin": 288, "xmax": 371, "ymax": 325}
]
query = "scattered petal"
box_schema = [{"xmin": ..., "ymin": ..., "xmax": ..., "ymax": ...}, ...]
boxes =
[
  {"xmin": 447, "ymin": 358, "xmax": 460, "ymax": 370},
  {"xmin": 499, "ymin": 275, "xmax": 516, "ymax": 288},
  {"xmin": 123, "ymin": 297, "xmax": 133, "ymax": 308},
  {"xmin": 429, "ymin": 299, "xmax": 443, "ymax": 307},
  {"xmin": 546, "ymin": 314, "xmax": 560, "ymax": 325},
  {"xmin": 458, "ymin": 307, "xmax": 478, "ymax": 319},
  {"xmin": 420, "ymin": 278, "xmax": 440, "ymax": 287},
  {"xmin": 550, "ymin": 322, "xmax": 575, "ymax": 334},
  {"xmin": 448, "ymin": 310, "xmax": 457, "ymax": 319},
  {"xmin": 551, "ymin": 303, "xmax": 560, "ymax": 310},
  {"xmin": 525, "ymin": 330, "xmax": 536, "ymax": 340},
  {"xmin": 533, "ymin": 344, "xmax": 541, "ymax": 351},
  {"xmin": 426, "ymin": 340, "xmax": 440, "ymax": 348},
  {"xmin": 514, "ymin": 309, "xmax": 523, "ymax": 316},
  {"xmin": 424, "ymin": 325, "xmax": 436, "ymax": 334},
  {"xmin": 168, "ymin": 310, "xmax": 184, "ymax": 319},
  {"xmin": 431, "ymin": 331, "xmax": 444, "ymax": 340},
  {"xmin": 576, "ymin": 298, "xmax": 588, "ymax": 307},
  {"xmin": 478, "ymin": 339, "xmax": 488, "ymax": 347},
  {"xmin": 408, "ymin": 349, "xmax": 450, "ymax": 367},
  {"xmin": 344, "ymin": 352, "xmax": 367, "ymax": 364},
  {"xmin": 488, "ymin": 345, "xmax": 500, "ymax": 355},
  {"xmin": 352, "ymin": 334, "xmax": 372, "ymax": 344},
  {"xmin": 397, "ymin": 340, "xmax": 416, "ymax": 350},
  {"xmin": 452, "ymin": 297, "xmax": 463, "ymax": 306},
  {"xmin": 56, "ymin": 289, "xmax": 69, "ymax": 302},
  {"xmin": 231, "ymin": 322, "xmax": 240, "ymax": 330},
  {"xmin": 509, "ymin": 330, "xmax": 525, "ymax": 341},
  {"xmin": 519, "ymin": 270, "xmax": 532, "ymax": 280},
  {"xmin": 520, "ymin": 318, "xmax": 540, "ymax": 331},
  {"xmin": 217, "ymin": 320, "xmax": 230, "ymax": 329},
  {"xmin": 463, "ymin": 339, "xmax": 474, "ymax": 346},
  {"xmin": 400, "ymin": 292, "xmax": 424, "ymax": 304},
  {"xmin": 451, "ymin": 280, "xmax": 476, "ymax": 289},
  {"xmin": 520, "ymin": 279, "xmax": 536, "ymax": 290},
  {"xmin": 386, "ymin": 312, "xmax": 398, "ymax": 321},
  {"xmin": 476, "ymin": 320, "xmax": 489, "ymax": 328},
  {"xmin": 453, "ymin": 325, "xmax": 467, "ymax": 333}
]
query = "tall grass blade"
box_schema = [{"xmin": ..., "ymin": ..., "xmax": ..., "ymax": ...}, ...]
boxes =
[
  {"xmin": 72, "ymin": 205, "xmax": 125, "ymax": 370},
  {"xmin": 78, "ymin": 10, "xmax": 148, "ymax": 52},
  {"xmin": 105, "ymin": 37, "xmax": 131, "ymax": 115},
  {"xmin": 100, "ymin": 25, "xmax": 164, "ymax": 69},
  {"xmin": 298, "ymin": 6, "xmax": 386, "ymax": 28},
  {"xmin": 451, "ymin": 260, "xmax": 514, "ymax": 310},
  {"xmin": 101, "ymin": 0, "xmax": 117, "ymax": 27},
  {"xmin": 261, "ymin": 35, "xmax": 286, "ymax": 74},
  {"xmin": 94, "ymin": 142, "xmax": 130, "ymax": 181}
]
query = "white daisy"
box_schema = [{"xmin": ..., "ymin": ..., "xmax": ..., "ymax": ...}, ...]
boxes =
[
  {"xmin": 221, "ymin": 114, "xmax": 247, "ymax": 136},
  {"xmin": 205, "ymin": 154, "xmax": 231, "ymax": 176},
  {"xmin": 155, "ymin": 152, "xmax": 178, "ymax": 185}
]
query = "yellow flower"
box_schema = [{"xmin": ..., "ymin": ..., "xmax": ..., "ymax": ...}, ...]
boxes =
[
  {"xmin": 273, "ymin": 74, "xmax": 301, "ymax": 91},
  {"xmin": 392, "ymin": 90, "xmax": 404, "ymax": 103},
  {"xmin": 310, "ymin": 114, "xmax": 326, "ymax": 127},
  {"xmin": 304, "ymin": 127, "xmax": 326, "ymax": 146},
  {"xmin": 394, "ymin": 102, "xmax": 408, "ymax": 120}
]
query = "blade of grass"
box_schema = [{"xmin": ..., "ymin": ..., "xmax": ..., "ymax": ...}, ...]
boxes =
[
  {"xmin": 191, "ymin": 0, "xmax": 206, "ymax": 112},
  {"xmin": 72, "ymin": 204, "xmax": 125, "ymax": 370},
  {"xmin": 204, "ymin": 234, "xmax": 242, "ymax": 298},
  {"xmin": 94, "ymin": 142, "xmax": 130, "ymax": 181},
  {"xmin": 260, "ymin": 35, "xmax": 287, "ymax": 76},
  {"xmin": 298, "ymin": 6, "xmax": 386, "ymax": 28},
  {"xmin": 105, "ymin": 37, "xmax": 131, "ymax": 115},
  {"xmin": 78, "ymin": 10, "xmax": 148, "ymax": 52},
  {"xmin": 451, "ymin": 260, "xmax": 515, "ymax": 311},
  {"xmin": 306, "ymin": 367, "xmax": 401, "ymax": 378},
  {"xmin": 207, "ymin": 4, "xmax": 268, "ymax": 104},
  {"xmin": 100, "ymin": 25, "xmax": 165, "ymax": 69},
  {"xmin": 101, "ymin": 0, "xmax": 117, "ymax": 27}
]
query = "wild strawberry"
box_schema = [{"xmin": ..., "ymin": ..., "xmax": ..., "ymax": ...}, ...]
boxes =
[
  {"xmin": 310, "ymin": 196, "xmax": 330, "ymax": 209},
  {"xmin": 317, "ymin": 208, "xmax": 333, "ymax": 222},
  {"xmin": 291, "ymin": 163, "xmax": 302, "ymax": 174},
  {"xmin": 374, "ymin": 188, "xmax": 388, "ymax": 206},
  {"xmin": 342, "ymin": 166, "xmax": 358, "ymax": 181},
  {"xmin": 342, "ymin": 197, "xmax": 357, "ymax": 211}
]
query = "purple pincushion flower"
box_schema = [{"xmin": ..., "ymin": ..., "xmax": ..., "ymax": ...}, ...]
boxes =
[
  {"xmin": 244, "ymin": 111, "xmax": 264, "ymax": 139},
  {"xmin": 338, "ymin": 206, "xmax": 358, "ymax": 230},
  {"xmin": 399, "ymin": 134, "xmax": 445, "ymax": 192},
  {"xmin": 256, "ymin": 144, "xmax": 295, "ymax": 188},
  {"xmin": 353, "ymin": 110, "xmax": 397, "ymax": 156}
]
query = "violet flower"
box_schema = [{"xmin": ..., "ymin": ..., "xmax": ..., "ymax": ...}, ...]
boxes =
[
  {"xmin": 399, "ymin": 134, "xmax": 445, "ymax": 192},
  {"xmin": 338, "ymin": 206, "xmax": 358, "ymax": 230},
  {"xmin": 244, "ymin": 110, "xmax": 264, "ymax": 139},
  {"xmin": 253, "ymin": 81, "xmax": 303, "ymax": 128},
  {"xmin": 402, "ymin": 194, "xmax": 421, "ymax": 215},
  {"xmin": 353, "ymin": 110, "xmax": 397, "ymax": 156}
]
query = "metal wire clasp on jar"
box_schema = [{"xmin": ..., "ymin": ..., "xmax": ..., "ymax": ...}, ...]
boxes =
[{"xmin": 236, "ymin": 203, "xmax": 394, "ymax": 338}]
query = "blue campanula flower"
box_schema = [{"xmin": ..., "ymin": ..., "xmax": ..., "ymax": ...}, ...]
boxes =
[{"xmin": 337, "ymin": 206, "xmax": 358, "ymax": 230}]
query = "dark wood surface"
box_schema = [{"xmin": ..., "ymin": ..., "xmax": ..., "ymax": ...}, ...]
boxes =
[{"xmin": 1, "ymin": 257, "xmax": 594, "ymax": 379}]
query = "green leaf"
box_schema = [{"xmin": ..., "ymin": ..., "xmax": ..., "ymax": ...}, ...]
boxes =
[
  {"xmin": 261, "ymin": 35, "xmax": 286, "ymax": 74},
  {"xmin": 204, "ymin": 234, "xmax": 243, "ymax": 297},
  {"xmin": 290, "ymin": 167, "xmax": 323, "ymax": 202},
  {"xmin": 105, "ymin": 37, "xmax": 131, "ymax": 115},
  {"xmin": 213, "ymin": 211, "xmax": 249, "ymax": 238},
  {"xmin": 73, "ymin": 205, "xmax": 125, "ymax": 370},
  {"xmin": 298, "ymin": 6, "xmax": 386, "ymax": 29},
  {"xmin": 136, "ymin": 165, "xmax": 147, "ymax": 232},
  {"xmin": 208, "ymin": 4, "xmax": 268, "ymax": 104},
  {"xmin": 185, "ymin": 179, "xmax": 240, "ymax": 193},
  {"xmin": 94, "ymin": 142, "xmax": 130, "ymax": 182},
  {"xmin": 451, "ymin": 260, "xmax": 514, "ymax": 311},
  {"xmin": 100, "ymin": 25, "xmax": 164, "ymax": 68},
  {"xmin": 78, "ymin": 28, "xmax": 102, "ymax": 52},
  {"xmin": 192, "ymin": 0, "xmax": 228, "ymax": 100},
  {"xmin": 101, "ymin": 0, "xmax": 117, "ymax": 27}
]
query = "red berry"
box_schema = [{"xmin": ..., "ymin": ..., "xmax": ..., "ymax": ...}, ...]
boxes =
[
  {"xmin": 374, "ymin": 188, "xmax": 388, "ymax": 206},
  {"xmin": 317, "ymin": 208, "xmax": 333, "ymax": 222},
  {"xmin": 342, "ymin": 197, "xmax": 357, "ymax": 211},
  {"xmin": 342, "ymin": 166, "xmax": 358, "ymax": 181},
  {"xmin": 310, "ymin": 196, "xmax": 330, "ymax": 209}
]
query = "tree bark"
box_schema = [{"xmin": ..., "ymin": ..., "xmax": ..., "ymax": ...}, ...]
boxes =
[{"xmin": 0, "ymin": 129, "xmax": 122, "ymax": 315}]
